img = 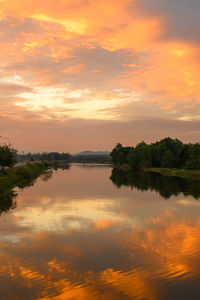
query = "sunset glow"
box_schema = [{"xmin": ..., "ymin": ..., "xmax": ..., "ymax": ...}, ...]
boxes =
[{"xmin": 0, "ymin": 0, "xmax": 199, "ymax": 151}]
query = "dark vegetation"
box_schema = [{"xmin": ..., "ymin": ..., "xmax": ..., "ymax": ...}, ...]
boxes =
[
  {"xmin": 70, "ymin": 154, "xmax": 111, "ymax": 164},
  {"xmin": 0, "ymin": 162, "xmax": 51, "ymax": 214},
  {"xmin": 0, "ymin": 144, "xmax": 17, "ymax": 169},
  {"xmin": 110, "ymin": 168, "xmax": 200, "ymax": 199},
  {"xmin": 110, "ymin": 138, "xmax": 200, "ymax": 197},
  {"xmin": 18, "ymin": 152, "xmax": 111, "ymax": 164},
  {"xmin": 145, "ymin": 168, "xmax": 200, "ymax": 180},
  {"xmin": 17, "ymin": 152, "xmax": 71, "ymax": 162},
  {"xmin": 110, "ymin": 138, "xmax": 200, "ymax": 170}
]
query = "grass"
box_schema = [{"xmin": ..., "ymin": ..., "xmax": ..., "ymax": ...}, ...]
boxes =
[{"xmin": 144, "ymin": 168, "xmax": 200, "ymax": 180}]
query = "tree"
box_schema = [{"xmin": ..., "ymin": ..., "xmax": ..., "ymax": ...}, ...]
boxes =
[
  {"xmin": 110, "ymin": 138, "xmax": 200, "ymax": 170},
  {"xmin": 161, "ymin": 150, "xmax": 176, "ymax": 168},
  {"xmin": 0, "ymin": 145, "xmax": 17, "ymax": 169},
  {"xmin": 110, "ymin": 143, "xmax": 132, "ymax": 165}
]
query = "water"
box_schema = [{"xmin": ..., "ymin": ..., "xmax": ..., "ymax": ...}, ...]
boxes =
[{"xmin": 0, "ymin": 164, "xmax": 200, "ymax": 299}]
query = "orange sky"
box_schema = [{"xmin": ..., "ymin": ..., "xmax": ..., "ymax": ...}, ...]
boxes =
[{"xmin": 0, "ymin": 0, "xmax": 199, "ymax": 152}]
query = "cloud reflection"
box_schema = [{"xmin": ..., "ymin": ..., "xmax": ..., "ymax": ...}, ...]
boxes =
[{"xmin": 0, "ymin": 167, "xmax": 200, "ymax": 298}]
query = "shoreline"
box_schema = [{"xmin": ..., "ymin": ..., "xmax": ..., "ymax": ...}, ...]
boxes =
[
  {"xmin": 112, "ymin": 164, "xmax": 200, "ymax": 180},
  {"xmin": 144, "ymin": 168, "xmax": 200, "ymax": 180},
  {"xmin": 0, "ymin": 162, "xmax": 51, "ymax": 189}
]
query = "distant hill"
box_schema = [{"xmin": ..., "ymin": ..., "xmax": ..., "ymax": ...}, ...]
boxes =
[{"xmin": 73, "ymin": 151, "xmax": 110, "ymax": 157}]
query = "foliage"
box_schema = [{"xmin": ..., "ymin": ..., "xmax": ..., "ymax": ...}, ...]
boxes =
[
  {"xmin": 110, "ymin": 143, "xmax": 131, "ymax": 165},
  {"xmin": 0, "ymin": 145, "xmax": 17, "ymax": 169},
  {"xmin": 110, "ymin": 137, "xmax": 200, "ymax": 170}
]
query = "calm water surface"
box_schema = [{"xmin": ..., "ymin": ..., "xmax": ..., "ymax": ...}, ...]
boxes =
[{"xmin": 1, "ymin": 164, "xmax": 200, "ymax": 299}]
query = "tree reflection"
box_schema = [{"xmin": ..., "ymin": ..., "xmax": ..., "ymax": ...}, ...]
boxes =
[
  {"xmin": 41, "ymin": 170, "xmax": 53, "ymax": 181},
  {"xmin": 52, "ymin": 163, "xmax": 71, "ymax": 171},
  {"xmin": 110, "ymin": 168, "xmax": 200, "ymax": 199},
  {"xmin": 0, "ymin": 164, "xmax": 53, "ymax": 214},
  {"xmin": 0, "ymin": 188, "xmax": 17, "ymax": 214}
]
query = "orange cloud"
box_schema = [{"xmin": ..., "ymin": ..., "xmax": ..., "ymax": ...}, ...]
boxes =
[
  {"xmin": 0, "ymin": 0, "xmax": 200, "ymax": 150},
  {"xmin": 128, "ymin": 41, "xmax": 200, "ymax": 106},
  {"xmin": 92, "ymin": 219, "xmax": 121, "ymax": 231}
]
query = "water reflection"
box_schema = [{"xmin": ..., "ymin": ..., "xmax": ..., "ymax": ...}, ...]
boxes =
[
  {"xmin": 0, "ymin": 169, "xmax": 53, "ymax": 214},
  {"xmin": 0, "ymin": 188, "xmax": 17, "ymax": 214},
  {"xmin": 110, "ymin": 168, "xmax": 200, "ymax": 199},
  {"xmin": 52, "ymin": 163, "xmax": 71, "ymax": 171},
  {"xmin": 40, "ymin": 170, "xmax": 53, "ymax": 182},
  {"xmin": 0, "ymin": 165, "xmax": 200, "ymax": 299}
]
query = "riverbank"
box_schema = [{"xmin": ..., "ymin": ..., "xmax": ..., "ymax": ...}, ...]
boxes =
[
  {"xmin": 0, "ymin": 162, "xmax": 51, "ymax": 190},
  {"xmin": 113, "ymin": 164, "xmax": 200, "ymax": 180},
  {"xmin": 0, "ymin": 162, "xmax": 51, "ymax": 213},
  {"xmin": 144, "ymin": 168, "xmax": 200, "ymax": 180}
]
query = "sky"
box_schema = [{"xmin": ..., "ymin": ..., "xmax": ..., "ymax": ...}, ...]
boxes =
[{"xmin": 0, "ymin": 0, "xmax": 199, "ymax": 153}]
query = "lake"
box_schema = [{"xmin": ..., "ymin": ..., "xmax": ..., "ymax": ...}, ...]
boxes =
[{"xmin": 0, "ymin": 164, "xmax": 200, "ymax": 299}]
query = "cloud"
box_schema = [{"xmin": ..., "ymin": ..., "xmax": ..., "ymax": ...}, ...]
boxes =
[
  {"xmin": 134, "ymin": 0, "xmax": 200, "ymax": 43},
  {"xmin": 0, "ymin": 0, "xmax": 199, "ymax": 150},
  {"xmin": 0, "ymin": 82, "xmax": 32, "ymax": 97},
  {"xmin": 5, "ymin": 43, "xmax": 137, "ymax": 88}
]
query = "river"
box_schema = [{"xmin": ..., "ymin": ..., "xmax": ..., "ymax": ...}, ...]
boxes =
[{"xmin": 0, "ymin": 164, "xmax": 200, "ymax": 299}]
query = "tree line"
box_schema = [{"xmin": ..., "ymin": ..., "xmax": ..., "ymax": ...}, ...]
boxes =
[
  {"xmin": 17, "ymin": 152, "xmax": 71, "ymax": 162},
  {"xmin": 0, "ymin": 146, "xmax": 72, "ymax": 169},
  {"xmin": 0, "ymin": 146, "xmax": 110, "ymax": 169},
  {"xmin": 110, "ymin": 137, "xmax": 200, "ymax": 170},
  {"xmin": 18, "ymin": 152, "xmax": 111, "ymax": 164}
]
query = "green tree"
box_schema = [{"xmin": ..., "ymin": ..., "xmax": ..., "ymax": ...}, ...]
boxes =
[
  {"xmin": 110, "ymin": 143, "xmax": 131, "ymax": 165},
  {"xmin": 110, "ymin": 138, "xmax": 200, "ymax": 170},
  {"xmin": 161, "ymin": 150, "xmax": 176, "ymax": 168},
  {"xmin": 0, "ymin": 145, "xmax": 17, "ymax": 169}
]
